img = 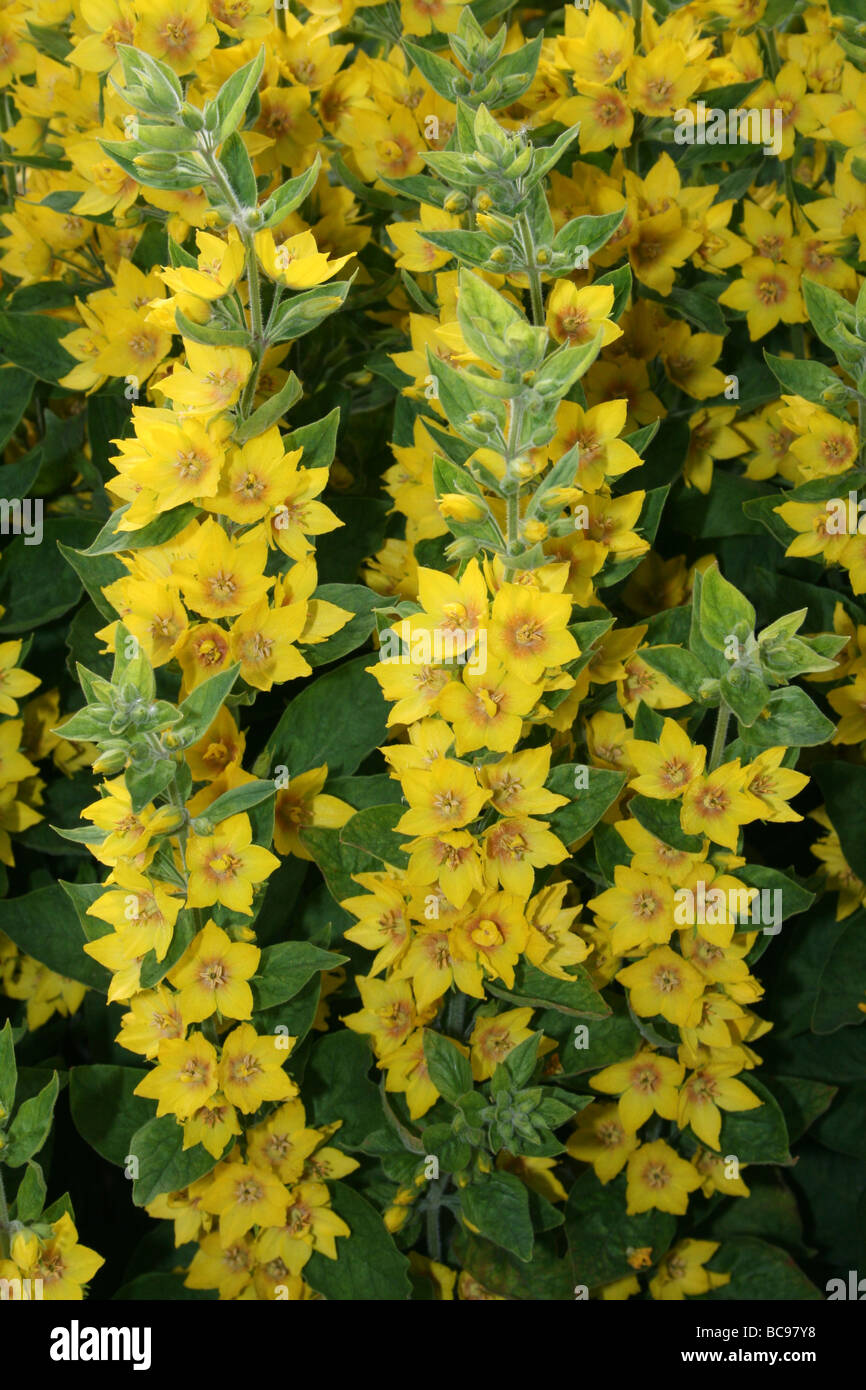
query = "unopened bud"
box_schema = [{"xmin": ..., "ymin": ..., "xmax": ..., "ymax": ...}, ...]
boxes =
[{"xmin": 439, "ymin": 493, "xmax": 486, "ymax": 522}]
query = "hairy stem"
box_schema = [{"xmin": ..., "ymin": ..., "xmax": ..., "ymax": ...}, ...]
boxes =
[
  {"xmin": 516, "ymin": 212, "xmax": 544, "ymax": 327},
  {"xmin": 709, "ymin": 700, "xmax": 732, "ymax": 772}
]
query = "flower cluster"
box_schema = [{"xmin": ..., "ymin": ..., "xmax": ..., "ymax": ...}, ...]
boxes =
[{"xmin": 0, "ymin": 0, "xmax": 863, "ymax": 1306}]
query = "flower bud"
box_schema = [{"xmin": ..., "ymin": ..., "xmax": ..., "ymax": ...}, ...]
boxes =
[
  {"xmin": 439, "ymin": 493, "xmax": 487, "ymax": 522},
  {"xmin": 476, "ymin": 212, "xmax": 514, "ymax": 244}
]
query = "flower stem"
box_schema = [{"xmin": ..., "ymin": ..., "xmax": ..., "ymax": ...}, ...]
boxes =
[
  {"xmin": 516, "ymin": 212, "xmax": 544, "ymax": 327},
  {"xmin": 709, "ymin": 699, "xmax": 732, "ymax": 772}
]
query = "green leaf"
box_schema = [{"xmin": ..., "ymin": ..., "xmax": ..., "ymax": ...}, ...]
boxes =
[
  {"xmin": 14, "ymin": 1160, "xmax": 47, "ymax": 1222},
  {"xmin": 305, "ymin": 1184, "xmax": 411, "ymax": 1300},
  {"xmin": 58, "ymin": 543, "xmax": 125, "ymax": 623},
  {"xmin": 0, "ymin": 311, "xmax": 76, "ymax": 382},
  {"xmin": 286, "ymin": 407, "xmax": 340, "ymax": 470},
  {"xmin": 268, "ymin": 280, "xmax": 353, "ymax": 345},
  {"xmin": 565, "ymin": 1170, "xmax": 675, "ymax": 1289},
  {"xmin": 738, "ymin": 686, "xmax": 835, "ymax": 752},
  {"xmin": 3, "ymin": 1072, "xmax": 59, "ymax": 1166},
  {"xmin": 258, "ymin": 158, "xmax": 322, "ymax": 229},
  {"xmin": 460, "ymin": 1170, "xmax": 534, "ymax": 1261},
  {"xmin": 706, "ymin": 1173, "xmax": 812, "ymax": 1260},
  {"xmin": 769, "ymin": 1075, "xmax": 837, "ymax": 1143},
  {"xmin": 814, "ymin": 762, "xmax": 866, "ymax": 883},
  {"xmin": 177, "ymin": 663, "xmax": 241, "ymax": 744},
  {"xmin": 254, "ymin": 974, "xmax": 322, "ymax": 1052},
  {"xmin": 199, "ymin": 779, "xmax": 274, "ymax": 826},
  {"xmin": 453, "ymin": 1228, "xmax": 575, "ymax": 1299},
  {"xmin": 764, "ymin": 350, "xmax": 853, "ymax": 405},
  {"xmin": 811, "ymin": 909, "xmax": 866, "ymax": 1035},
  {"xmin": 699, "ymin": 563, "xmax": 755, "ymax": 649},
  {"xmin": 303, "ymin": 583, "xmax": 379, "ymax": 667},
  {"xmin": 230, "ymin": 371, "xmax": 302, "ymax": 444},
  {"xmin": 628, "ymin": 795, "xmax": 703, "ymax": 852},
  {"xmin": 339, "ymin": 805, "xmax": 410, "ymax": 870},
  {"xmin": 250, "ymin": 942, "xmax": 346, "ymax": 1011},
  {"xmin": 258, "ymin": 655, "xmax": 388, "ymax": 780},
  {"xmin": 3, "ymin": 885, "xmax": 109, "ymax": 991},
  {"xmin": 0, "ymin": 1020, "xmax": 17, "ymax": 1119},
  {"xmin": 81, "ymin": 502, "xmax": 199, "ymax": 556},
  {"xmin": 174, "ymin": 307, "xmax": 251, "ymax": 348},
  {"xmin": 219, "ymin": 130, "xmax": 257, "ymax": 208},
  {"xmin": 720, "ymin": 665, "xmax": 771, "ymax": 727},
  {"xmin": 540, "ymin": 997, "xmax": 641, "ymax": 1077},
  {"xmin": 552, "ymin": 208, "xmax": 625, "ymax": 262},
  {"xmin": 304, "ymin": 1032, "xmax": 382, "ymax": 1149},
  {"xmin": 712, "ymin": 1075, "xmax": 792, "ymax": 1165},
  {"xmin": 545, "ymin": 765, "xmax": 626, "ymax": 844},
  {"xmin": 423, "ymin": 1029, "xmax": 473, "ymax": 1105},
  {"xmin": 639, "ymin": 645, "xmax": 710, "ymax": 703},
  {"xmin": 0, "ymin": 367, "xmax": 34, "ymax": 451},
  {"xmin": 69, "ymin": 1065, "xmax": 152, "ymax": 1166},
  {"xmin": 488, "ymin": 959, "xmax": 609, "ymax": 1020},
  {"xmin": 130, "ymin": 1114, "xmax": 221, "ymax": 1206},
  {"xmin": 212, "ymin": 47, "xmax": 264, "ymax": 141},
  {"xmin": 300, "ymin": 825, "xmax": 380, "ymax": 903},
  {"xmin": 0, "ymin": 520, "xmax": 103, "ymax": 633},
  {"xmin": 801, "ymin": 277, "xmax": 857, "ymax": 354},
  {"xmin": 704, "ymin": 1236, "xmax": 821, "ymax": 1300}
]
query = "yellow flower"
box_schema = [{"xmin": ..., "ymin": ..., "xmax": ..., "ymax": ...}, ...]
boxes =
[
  {"xmin": 469, "ymin": 1007, "xmax": 535, "ymax": 1082},
  {"xmin": 677, "ymin": 1056, "xmax": 761, "ymax": 1149},
  {"xmin": 590, "ymin": 865, "xmax": 677, "ymax": 955},
  {"xmin": 649, "ymin": 1239, "xmax": 730, "ymax": 1300},
  {"xmin": 719, "ymin": 258, "xmax": 805, "ymax": 340},
  {"xmin": 744, "ymin": 747, "xmax": 809, "ymax": 821},
  {"xmin": 186, "ymin": 812, "xmax": 280, "ymax": 915},
  {"xmin": 230, "ymin": 599, "xmax": 312, "ymax": 691},
  {"xmin": 625, "ymin": 1138, "xmax": 702, "ymax": 1215},
  {"xmin": 489, "ymin": 583, "xmax": 579, "ymax": 683},
  {"xmin": 163, "ymin": 341, "xmax": 252, "ymax": 415},
  {"xmin": 218, "ymin": 1022, "xmax": 298, "ymax": 1113},
  {"xmin": 116, "ymin": 985, "xmax": 186, "ymax": 1060},
  {"xmin": 482, "ymin": 816, "xmax": 568, "ymax": 898},
  {"xmin": 396, "ymin": 758, "xmax": 490, "ymax": 837},
  {"xmin": 616, "ymin": 946, "xmax": 705, "ymax": 1028},
  {"xmin": 625, "ymin": 717, "xmax": 706, "ymax": 798},
  {"xmin": 161, "ymin": 228, "xmax": 245, "ymax": 301},
  {"xmin": 168, "ymin": 920, "xmax": 260, "ymax": 1023},
  {"xmin": 627, "ymin": 41, "xmax": 701, "ymax": 117},
  {"xmin": 134, "ymin": 1033, "xmax": 219, "ymax": 1119},
  {"xmin": 255, "ymin": 228, "xmax": 353, "ymax": 289},
  {"xmin": 566, "ymin": 1102, "xmax": 639, "ymax": 1182},
  {"xmin": 176, "ymin": 519, "xmax": 271, "ymax": 619},
  {"xmin": 274, "ymin": 765, "xmax": 354, "ymax": 859},
  {"xmin": 590, "ymin": 1048, "xmax": 685, "ymax": 1133},
  {"xmin": 380, "ymin": 1028, "xmax": 440, "ymax": 1119},
  {"xmin": 133, "ymin": 0, "xmax": 218, "ymax": 73},
  {"xmin": 438, "ymin": 660, "xmax": 539, "ymax": 755},
  {"xmin": 0, "ymin": 642, "xmax": 39, "ymax": 715},
  {"xmin": 450, "ymin": 891, "xmax": 529, "ymax": 995},
  {"xmin": 10, "ymin": 1213, "xmax": 103, "ymax": 1300},
  {"xmin": 200, "ymin": 1160, "xmax": 290, "ymax": 1247},
  {"xmin": 680, "ymin": 760, "xmax": 760, "ymax": 850},
  {"xmin": 388, "ymin": 203, "xmax": 461, "ymax": 273},
  {"xmin": 246, "ymin": 1100, "xmax": 322, "ymax": 1184},
  {"xmin": 546, "ymin": 282, "xmax": 622, "ymax": 349},
  {"xmin": 343, "ymin": 976, "xmax": 419, "ymax": 1058},
  {"xmin": 182, "ymin": 1092, "xmax": 242, "ymax": 1158}
]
